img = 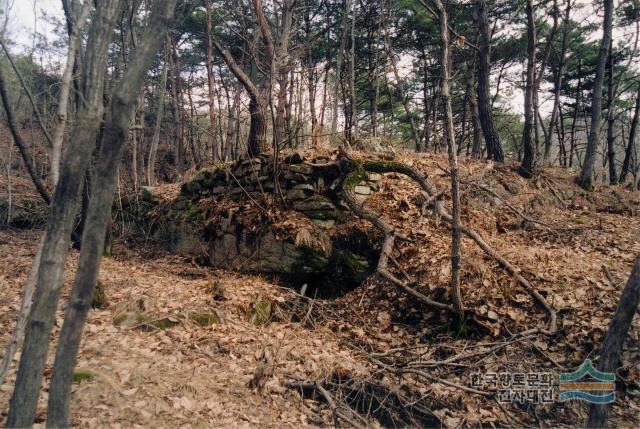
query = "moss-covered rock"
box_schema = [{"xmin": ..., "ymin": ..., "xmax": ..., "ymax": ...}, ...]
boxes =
[
  {"xmin": 189, "ymin": 311, "xmax": 220, "ymax": 326},
  {"xmin": 113, "ymin": 312, "xmax": 179, "ymax": 330},
  {"xmin": 248, "ymin": 301, "xmax": 272, "ymax": 326},
  {"xmin": 73, "ymin": 370, "xmax": 95, "ymax": 383},
  {"xmin": 91, "ymin": 281, "xmax": 108, "ymax": 309}
]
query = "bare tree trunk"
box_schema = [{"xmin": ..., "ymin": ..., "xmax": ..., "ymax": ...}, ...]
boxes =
[
  {"xmin": 0, "ymin": 236, "xmax": 44, "ymax": 387},
  {"xmin": 167, "ymin": 35, "xmax": 184, "ymax": 175},
  {"xmin": 586, "ymin": 258, "xmax": 640, "ymax": 428},
  {"xmin": 0, "ymin": 63, "xmax": 51, "ymax": 204},
  {"xmin": 520, "ymin": 0, "xmax": 536, "ymax": 177},
  {"xmin": 331, "ymin": 0, "xmax": 350, "ymax": 140},
  {"xmin": 6, "ymin": 3, "xmax": 121, "ymax": 426},
  {"xmin": 50, "ymin": 0, "xmax": 91, "ymax": 186},
  {"xmin": 620, "ymin": 85, "xmax": 640, "ymax": 184},
  {"xmin": 433, "ymin": 0, "xmax": 463, "ymax": 321},
  {"xmin": 212, "ymin": 35, "xmax": 267, "ymax": 157},
  {"xmin": 578, "ymin": 0, "xmax": 613, "ymax": 190},
  {"xmin": 475, "ymin": 0, "xmax": 504, "ymax": 162},
  {"xmin": 205, "ymin": 0, "xmax": 217, "ymax": 161},
  {"xmin": 348, "ymin": 0, "xmax": 357, "ymax": 143},
  {"xmin": 465, "ymin": 59, "xmax": 482, "ymax": 159},
  {"xmin": 544, "ymin": 0, "xmax": 570, "ymax": 161},
  {"xmin": 46, "ymin": 2, "xmax": 176, "ymax": 426},
  {"xmin": 606, "ymin": 41, "xmax": 617, "ymax": 184},
  {"xmin": 147, "ymin": 58, "xmax": 167, "ymax": 186}
]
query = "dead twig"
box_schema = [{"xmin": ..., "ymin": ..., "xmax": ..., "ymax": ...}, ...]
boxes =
[
  {"xmin": 286, "ymin": 381, "xmax": 366, "ymax": 428},
  {"xmin": 337, "ymin": 156, "xmax": 557, "ymax": 336}
]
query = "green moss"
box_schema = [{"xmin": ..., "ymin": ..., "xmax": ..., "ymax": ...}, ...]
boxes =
[
  {"xmin": 113, "ymin": 312, "xmax": 179, "ymax": 330},
  {"xmin": 140, "ymin": 187, "xmax": 158, "ymax": 203},
  {"xmin": 344, "ymin": 169, "xmax": 368, "ymax": 190},
  {"xmin": 248, "ymin": 301, "xmax": 272, "ymax": 326},
  {"xmin": 189, "ymin": 312, "xmax": 220, "ymax": 326},
  {"xmin": 293, "ymin": 246, "xmax": 330, "ymax": 274},
  {"xmin": 73, "ymin": 370, "xmax": 95, "ymax": 383},
  {"xmin": 91, "ymin": 281, "xmax": 108, "ymax": 309},
  {"xmin": 146, "ymin": 317, "xmax": 179, "ymax": 330},
  {"xmin": 331, "ymin": 250, "xmax": 370, "ymax": 284}
]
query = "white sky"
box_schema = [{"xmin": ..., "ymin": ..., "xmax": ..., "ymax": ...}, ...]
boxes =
[
  {"xmin": 4, "ymin": 0, "xmax": 638, "ymax": 119},
  {"xmin": 7, "ymin": 0, "xmax": 64, "ymax": 51}
]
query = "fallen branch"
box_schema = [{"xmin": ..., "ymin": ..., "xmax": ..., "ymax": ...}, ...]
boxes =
[
  {"xmin": 338, "ymin": 154, "xmax": 557, "ymax": 335},
  {"xmin": 340, "ymin": 167, "xmax": 452, "ymax": 311},
  {"xmin": 286, "ymin": 381, "xmax": 366, "ymax": 428}
]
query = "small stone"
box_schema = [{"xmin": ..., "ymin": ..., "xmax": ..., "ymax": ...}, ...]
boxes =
[
  {"xmin": 283, "ymin": 152, "xmax": 303, "ymax": 164},
  {"xmin": 301, "ymin": 210, "xmax": 337, "ymax": 220},
  {"xmin": 312, "ymin": 156, "xmax": 330, "ymax": 165},
  {"xmin": 211, "ymin": 186, "xmax": 226, "ymax": 194},
  {"xmin": 240, "ymin": 157, "xmax": 262, "ymax": 167},
  {"xmin": 289, "ymin": 164, "xmax": 314, "ymax": 175},
  {"xmin": 368, "ymin": 172, "xmax": 383, "ymax": 181},
  {"xmin": 354, "ymin": 185, "xmax": 371, "ymax": 195},
  {"xmin": 311, "ymin": 219, "xmax": 335, "ymax": 228},
  {"xmin": 236, "ymin": 164, "xmax": 261, "ymax": 178},
  {"xmin": 283, "ymin": 171, "xmax": 309, "ymax": 182},
  {"xmin": 293, "ymin": 198, "xmax": 336, "ymax": 212},
  {"xmin": 286, "ymin": 189, "xmax": 312, "ymax": 200},
  {"xmin": 293, "ymin": 183, "xmax": 315, "ymax": 191}
]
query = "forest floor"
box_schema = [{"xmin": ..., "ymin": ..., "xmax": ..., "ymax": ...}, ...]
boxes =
[{"xmin": 1, "ymin": 153, "xmax": 640, "ymax": 427}]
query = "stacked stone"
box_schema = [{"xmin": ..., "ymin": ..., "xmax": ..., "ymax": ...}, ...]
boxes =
[{"xmin": 179, "ymin": 152, "xmax": 384, "ymax": 228}]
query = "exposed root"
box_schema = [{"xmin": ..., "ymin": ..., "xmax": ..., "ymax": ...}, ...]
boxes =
[
  {"xmin": 338, "ymin": 154, "xmax": 557, "ymax": 335},
  {"xmin": 286, "ymin": 381, "xmax": 367, "ymax": 428},
  {"xmin": 341, "ymin": 168, "xmax": 452, "ymax": 311}
]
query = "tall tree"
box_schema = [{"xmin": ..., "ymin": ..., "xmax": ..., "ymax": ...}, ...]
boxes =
[
  {"xmin": 475, "ymin": 0, "xmax": 504, "ymax": 162},
  {"xmin": 520, "ymin": 0, "xmax": 536, "ymax": 176},
  {"xmin": 6, "ymin": 1, "xmax": 122, "ymax": 425},
  {"xmin": 432, "ymin": 0, "xmax": 463, "ymax": 321},
  {"xmin": 620, "ymin": 84, "xmax": 640, "ymax": 184},
  {"xmin": 577, "ymin": 0, "xmax": 613, "ymax": 190},
  {"xmin": 45, "ymin": 2, "xmax": 176, "ymax": 424}
]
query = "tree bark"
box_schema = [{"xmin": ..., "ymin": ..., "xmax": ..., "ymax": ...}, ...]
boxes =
[
  {"xmin": 520, "ymin": 0, "xmax": 536, "ymax": 177},
  {"xmin": 211, "ymin": 36, "xmax": 267, "ymax": 157},
  {"xmin": 578, "ymin": 0, "xmax": 613, "ymax": 190},
  {"xmin": 46, "ymin": 2, "xmax": 176, "ymax": 426},
  {"xmin": 433, "ymin": 0, "xmax": 464, "ymax": 321},
  {"xmin": 465, "ymin": 59, "xmax": 482, "ymax": 159},
  {"xmin": 6, "ymin": 2, "xmax": 121, "ymax": 426},
  {"xmin": 331, "ymin": 0, "xmax": 350, "ymax": 141},
  {"xmin": 50, "ymin": 0, "xmax": 91, "ymax": 186},
  {"xmin": 475, "ymin": 0, "xmax": 504, "ymax": 162},
  {"xmin": 586, "ymin": 258, "xmax": 640, "ymax": 428},
  {"xmin": 620, "ymin": 85, "xmax": 640, "ymax": 184},
  {"xmin": 204, "ymin": 0, "xmax": 217, "ymax": 161},
  {"xmin": 606, "ymin": 41, "xmax": 617, "ymax": 184},
  {"xmin": 0, "ymin": 62, "xmax": 51, "ymax": 205},
  {"xmin": 147, "ymin": 58, "xmax": 168, "ymax": 186}
]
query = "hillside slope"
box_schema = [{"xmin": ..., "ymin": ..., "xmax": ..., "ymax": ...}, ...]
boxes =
[{"xmin": 1, "ymin": 152, "xmax": 639, "ymax": 427}]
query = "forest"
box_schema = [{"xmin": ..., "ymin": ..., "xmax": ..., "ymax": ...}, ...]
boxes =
[{"xmin": 0, "ymin": 0, "xmax": 639, "ymax": 427}]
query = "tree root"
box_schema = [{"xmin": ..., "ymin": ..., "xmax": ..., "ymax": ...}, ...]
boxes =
[
  {"xmin": 286, "ymin": 381, "xmax": 367, "ymax": 428},
  {"xmin": 340, "ymin": 168, "xmax": 452, "ymax": 311},
  {"xmin": 338, "ymin": 154, "xmax": 557, "ymax": 335}
]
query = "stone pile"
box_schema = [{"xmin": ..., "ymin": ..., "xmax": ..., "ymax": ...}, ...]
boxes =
[{"xmin": 180, "ymin": 152, "xmax": 383, "ymax": 228}]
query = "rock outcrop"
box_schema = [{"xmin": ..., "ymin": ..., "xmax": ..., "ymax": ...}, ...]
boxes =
[{"xmin": 144, "ymin": 151, "xmax": 383, "ymax": 295}]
